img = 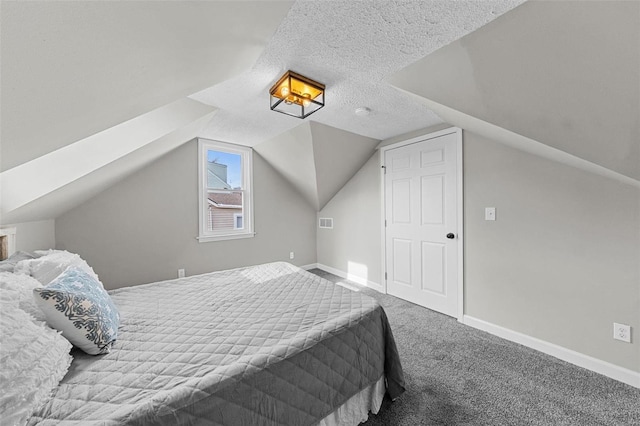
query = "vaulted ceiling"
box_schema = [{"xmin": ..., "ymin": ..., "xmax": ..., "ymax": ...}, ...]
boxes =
[
  {"xmin": 390, "ymin": 0, "xmax": 639, "ymax": 182},
  {"xmin": 255, "ymin": 122, "xmax": 379, "ymax": 211},
  {"xmin": 1, "ymin": 0, "xmax": 293, "ymax": 224},
  {"xmin": 1, "ymin": 0, "xmax": 637, "ymax": 226},
  {"xmin": 190, "ymin": 0, "xmax": 524, "ymax": 145}
]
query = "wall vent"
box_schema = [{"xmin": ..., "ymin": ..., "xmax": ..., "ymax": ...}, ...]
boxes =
[{"xmin": 319, "ymin": 218, "xmax": 333, "ymax": 229}]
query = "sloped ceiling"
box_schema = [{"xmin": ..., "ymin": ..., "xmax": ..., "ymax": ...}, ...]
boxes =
[
  {"xmin": 5, "ymin": 0, "xmax": 636, "ymax": 227},
  {"xmin": 1, "ymin": 0, "xmax": 525, "ymax": 225},
  {"xmin": 0, "ymin": 1, "xmax": 293, "ymax": 224},
  {"xmin": 189, "ymin": 0, "xmax": 523, "ymax": 213},
  {"xmin": 255, "ymin": 122, "xmax": 379, "ymax": 211},
  {"xmin": 1, "ymin": 99, "xmax": 216, "ymax": 224},
  {"xmin": 0, "ymin": 0, "xmax": 293, "ymax": 171},
  {"xmin": 390, "ymin": 0, "xmax": 640, "ymax": 182},
  {"xmin": 191, "ymin": 0, "xmax": 524, "ymax": 145}
]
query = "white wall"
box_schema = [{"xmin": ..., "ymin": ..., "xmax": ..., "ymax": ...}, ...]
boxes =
[{"xmin": 55, "ymin": 140, "xmax": 317, "ymax": 289}]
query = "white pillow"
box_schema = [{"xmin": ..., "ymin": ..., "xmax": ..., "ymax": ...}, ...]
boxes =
[
  {"xmin": 33, "ymin": 267, "xmax": 120, "ymax": 355},
  {"xmin": 0, "ymin": 272, "xmax": 45, "ymax": 322},
  {"xmin": 14, "ymin": 250, "xmax": 103, "ymax": 288},
  {"xmin": 0, "ymin": 301, "xmax": 73, "ymax": 426},
  {"xmin": 0, "ymin": 251, "xmax": 35, "ymax": 273}
]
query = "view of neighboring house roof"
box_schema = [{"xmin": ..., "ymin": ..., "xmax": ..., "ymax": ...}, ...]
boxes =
[
  {"xmin": 207, "ymin": 161, "xmax": 232, "ymax": 190},
  {"xmin": 208, "ymin": 192, "xmax": 242, "ymax": 207},
  {"xmin": 207, "ymin": 169, "xmax": 232, "ymax": 190},
  {"xmin": 207, "ymin": 159, "xmax": 242, "ymax": 207}
]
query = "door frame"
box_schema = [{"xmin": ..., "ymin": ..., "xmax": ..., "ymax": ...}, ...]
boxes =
[{"xmin": 379, "ymin": 127, "xmax": 464, "ymax": 321}]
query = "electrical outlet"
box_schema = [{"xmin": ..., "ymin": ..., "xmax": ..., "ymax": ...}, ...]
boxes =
[
  {"xmin": 289, "ymin": 251, "xmax": 295, "ymax": 260},
  {"xmin": 177, "ymin": 268, "xmax": 185, "ymax": 278},
  {"xmin": 613, "ymin": 323, "xmax": 631, "ymax": 343}
]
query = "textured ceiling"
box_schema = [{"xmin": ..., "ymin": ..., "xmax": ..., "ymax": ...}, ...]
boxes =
[
  {"xmin": 191, "ymin": 0, "xmax": 525, "ymax": 146},
  {"xmin": 0, "ymin": 0, "xmax": 528, "ymax": 224}
]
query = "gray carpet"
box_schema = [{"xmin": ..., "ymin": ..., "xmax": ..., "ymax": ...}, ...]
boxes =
[{"xmin": 308, "ymin": 269, "xmax": 640, "ymax": 426}]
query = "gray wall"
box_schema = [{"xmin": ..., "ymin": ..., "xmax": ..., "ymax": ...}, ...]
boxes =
[
  {"xmin": 464, "ymin": 132, "xmax": 639, "ymax": 372},
  {"xmin": 317, "ymin": 128, "xmax": 639, "ymax": 373},
  {"xmin": 317, "ymin": 124, "xmax": 450, "ymax": 284},
  {"xmin": 317, "ymin": 151, "xmax": 382, "ymax": 285},
  {"xmin": 3, "ymin": 220, "xmax": 55, "ymax": 253},
  {"xmin": 56, "ymin": 140, "xmax": 317, "ymax": 289}
]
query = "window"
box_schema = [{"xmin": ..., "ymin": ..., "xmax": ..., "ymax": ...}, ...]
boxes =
[{"xmin": 198, "ymin": 139, "xmax": 253, "ymax": 242}]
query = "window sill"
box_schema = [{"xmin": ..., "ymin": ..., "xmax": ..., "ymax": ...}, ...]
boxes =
[{"xmin": 197, "ymin": 232, "xmax": 255, "ymax": 243}]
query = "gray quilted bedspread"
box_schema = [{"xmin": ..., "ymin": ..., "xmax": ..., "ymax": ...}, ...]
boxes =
[{"xmin": 29, "ymin": 262, "xmax": 404, "ymax": 425}]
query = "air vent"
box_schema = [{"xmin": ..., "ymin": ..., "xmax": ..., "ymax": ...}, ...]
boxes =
[{"xmin": 319, "ymin": 218, "xmax": 333, "ymax": 229}]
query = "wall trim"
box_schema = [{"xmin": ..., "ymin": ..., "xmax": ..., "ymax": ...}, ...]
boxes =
[
  {"xmin": 463, "ymin": 315, "xmax": 640, "ymax": 389},
  {"xmin": 300, "ymin": 263, "xmax": 319, "ymax": 271},
  {"xmin": 315, "ymin": 263, "xmax": 385, "ymax": 293}
]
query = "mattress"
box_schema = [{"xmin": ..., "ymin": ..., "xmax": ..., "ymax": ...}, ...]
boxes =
[{"xmin": 28, "ymin": 262, "xmax": 404, "ymax": 425}]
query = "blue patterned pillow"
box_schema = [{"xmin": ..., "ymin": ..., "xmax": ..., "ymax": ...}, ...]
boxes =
[{"xmin": 33, "ymin": 267, "xmax": 119, "ymax": 355}]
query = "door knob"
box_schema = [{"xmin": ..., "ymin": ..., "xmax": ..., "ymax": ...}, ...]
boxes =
[{"xmin": 446, "ymin": 233, "xmax": 455, "ymax": 239}]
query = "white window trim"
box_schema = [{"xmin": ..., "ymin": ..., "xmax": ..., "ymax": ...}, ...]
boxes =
[{"xmin": 197, "ymin": 138, "xmax": 254, "ymax": 243}]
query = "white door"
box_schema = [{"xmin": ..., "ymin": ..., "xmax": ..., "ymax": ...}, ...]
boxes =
[{"xmin": 384, "ymin": 130, "xmax": 461, "ymax": 317}]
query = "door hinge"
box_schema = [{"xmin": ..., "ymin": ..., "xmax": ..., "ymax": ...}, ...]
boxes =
[
  {"xmin": 381, "ymin": 165, "xmax": 386, "ymax": 174},
  {"xmin": 384, "ymin": 219, "xmax": 387, "ymax": 227},
  {"xmin": 385, "ymin": 272, "xmax": 388, "ymax": 281}
]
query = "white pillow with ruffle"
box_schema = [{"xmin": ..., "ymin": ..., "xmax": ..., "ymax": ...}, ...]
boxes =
[
  {"xmin": 0, "ymin": 301, "xmax": 73, "ymax": 426},
  {"xmin": 0, "ymin": 272, "xmax": 46, "ymax": 322},
  {"xmin": 14, "ymin": 249, "xmax": 102, "ymax": 288}
]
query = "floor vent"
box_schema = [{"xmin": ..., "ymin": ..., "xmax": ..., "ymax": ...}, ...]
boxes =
[{"xmin": 319, "ymin": 218, "xmax": 334, "ymax": 229}]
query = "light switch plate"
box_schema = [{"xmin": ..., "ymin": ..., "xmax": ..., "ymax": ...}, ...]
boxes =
[{"xmin": 485, "ymin": 207, "xmax": 496, "ymax": 221}]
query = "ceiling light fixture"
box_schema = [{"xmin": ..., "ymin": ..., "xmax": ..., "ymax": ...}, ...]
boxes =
[{"xmin": 269, "ymin": 71, "xmax": 325, "ymax": 119}]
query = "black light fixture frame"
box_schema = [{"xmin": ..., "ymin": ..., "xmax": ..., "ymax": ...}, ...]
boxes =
[{"xmin": 269, "ymin": 71, "xmax": 325, "ymax": 119}]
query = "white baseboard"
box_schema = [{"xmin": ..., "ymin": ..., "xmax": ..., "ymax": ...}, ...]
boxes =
[
  {"xmin": 463, "ymin": 315, "xmax": 640, "ymax": 389},
  {"xmin": 300, "ymin": 263, "xmax": 319, "ymax": 271},
  {"xmin": 315, "ymin": 263, "xmax": 385, "ymax": 293}
]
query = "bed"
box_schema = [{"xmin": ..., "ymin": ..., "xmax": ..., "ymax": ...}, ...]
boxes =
[{"xmin": 3, "ymin": 257, "xmax": 404, "ymax": 425}]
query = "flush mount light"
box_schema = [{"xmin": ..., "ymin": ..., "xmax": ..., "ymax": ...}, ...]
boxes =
[{"xmin": 269, "ymin": 71, "xmax": 325, "ymax": 119}]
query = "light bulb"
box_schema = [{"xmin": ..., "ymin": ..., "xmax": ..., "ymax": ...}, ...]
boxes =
[
  {"xmin": 302, "ymin": 93, "xmax": 311, "ymax": 107},
  {"xmin": 280, "ymin": 86, "xmax": 290, "ymax": 97}
]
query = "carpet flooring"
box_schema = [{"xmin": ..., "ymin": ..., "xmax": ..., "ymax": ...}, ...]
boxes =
[{"xmin": 308, "ymin": 269, "xmax": 640, "ymax": 426}]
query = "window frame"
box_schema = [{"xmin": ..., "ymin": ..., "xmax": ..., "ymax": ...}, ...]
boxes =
[{"xmin": 197, "ymin": 138, "xmax": 254, "ymax": 242}]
